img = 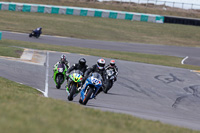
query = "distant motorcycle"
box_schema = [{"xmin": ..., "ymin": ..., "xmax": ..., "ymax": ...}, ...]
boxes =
[
  {"xmin": 103, "ymin": 69, "xmax": 115, "ymax": 93},
  {"xmin": 66, "ymin": 70, "xmax": 83, "ymax": 101},
  {"xmin": 53, "ymin": 63, "xmax": 67, "ymax": 89},
  {"xmin": 79, "ymin": 72, "xmax": 102, "ymax": 105},
  {"xmin": 29, "ymin": 31, "xmax": 41, "ymax": 38},
  {"xmin": 29, "ymin": 28, "xmax": 42, "ymax": 38}
]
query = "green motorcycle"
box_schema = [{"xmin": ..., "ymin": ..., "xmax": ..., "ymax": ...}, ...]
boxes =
[
  {"xmin": 53, "ymin": 63, "xmax": 67, "ymax": 89},
  {"xmin": 66, "ymin": 70, "xmax": 83, "ymax": 101}
]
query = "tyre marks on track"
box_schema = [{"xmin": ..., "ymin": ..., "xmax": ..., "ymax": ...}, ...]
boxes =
[
  {"xmin": 154, "ymin": 73, "xmax": 200, "ymax": 108},
  {"xmin": 118, "ymin": 76, "xmax": 151, "ymax": 97},
  {"xmin": 172, "ymin": 85, "xmax": 200, "ymax": 108},
  {"xmin": 118, "ymin": 76, "xmax": 164, "ymax": 99},
  {"xmin": 154, "ymin": 73, "xmax": 184, "ymax": 84}
]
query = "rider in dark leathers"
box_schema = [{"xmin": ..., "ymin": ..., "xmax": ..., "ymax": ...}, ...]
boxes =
[
  {"xmin": 105, "ymin": 60, "xmax": 118, "ymax": 81},
  {"xmin": 66, "ymin": 58, "xmax": 88, "ymax": 76},
  {"xmin": 66, "ymin": 58, "xmax": 88, "ymax": 90},
  {"xmin": 82, "ymin": 58, "xmax": 107, "ymax": 98},
  {"xmin": 33, "ymin": 27, "xmax": 42, "ymax": 37}
]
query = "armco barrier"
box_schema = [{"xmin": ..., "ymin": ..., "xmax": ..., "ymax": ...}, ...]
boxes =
[
  {"xmin": 164, "ymin": 16, "xmax": 200, "ymax": 26},
  {"xmin": 0, "ymin": 2, "xmax": 164, "ymax": 23}
]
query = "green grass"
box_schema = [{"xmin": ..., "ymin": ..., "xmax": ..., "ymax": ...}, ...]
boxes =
[
  {"xmin": 1, "ymin": 11, "xmax": 200, "ymax": 47},
  {"xmin": 1, "ymin": 39, "xmax": 200, "ymax": 70},
  {"xmin": 0, "ymin": 45, "xmax": 23, "ymax": 58},
  {"xmin": 0, "ymin": 76, "xmax": 200, "ymax": 133}
]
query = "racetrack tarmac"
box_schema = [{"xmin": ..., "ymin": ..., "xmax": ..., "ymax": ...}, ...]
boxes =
[
  {"xmin": 1, "ymin": 51, "xmax": 200, "ymax": 130},
  {"xmin": 2, "ymin": 31, "xmax": 200, "ymax": 66}
]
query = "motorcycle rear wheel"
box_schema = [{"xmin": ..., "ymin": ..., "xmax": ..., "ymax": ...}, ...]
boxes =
[
  {"xmin": 104, "ymin": 81, "xmax": 113, "ymax": 93},
  {"xmin": 29, "ymin": 33, "xmax": 32, "ymax": 37}
]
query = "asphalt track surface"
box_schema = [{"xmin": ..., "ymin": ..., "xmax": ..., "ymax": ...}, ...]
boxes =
[
  {"xmin": 1, "ymin": 32, "xmax": 200, "ymax": 130},
  {"xmin": 2, "ymin": 31, "xmax": 200, "ymax": 66}
]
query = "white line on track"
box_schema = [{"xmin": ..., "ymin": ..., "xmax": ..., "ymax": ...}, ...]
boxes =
[
  {"xmin": 181, "ymin": 56, "xmax": 189, "ymax": 64},
  {"xmin": 35, "ymin": 88, "xmax": 45, "ymax": 95},
  {"xmin": 44, "ymin": 51, "xmax": 49, "ymax": 97},
  {"xmin": 43, "ymin": 34, "xmax": 71, "ymax": 39},
  {"xmin": 16, "ymin": 81, "xmax": 24, "ymax": 85}
]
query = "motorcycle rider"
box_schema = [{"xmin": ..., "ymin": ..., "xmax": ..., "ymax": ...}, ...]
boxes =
[
  {"xmin": 66, "ymin": 58, "xmax": 88, "ymax": 81},
  {"xmin": 82, "ymin": 58, "xmax": 107, "ymax": 98},
  {"xmin": 66, "ymin": 58, "xmax": 88, "ymax": 76},
  {"xmin": 33, "ymin": 27, "xmax": 42, "ymax": 36},
  {"xmin": 105, "ymin": 60, "xmax": 118, "ymax": 81},
  {"xmin": 65, "ymin": 58, "xmax": 88, "ymax": 91},
  {"xmin": 53, "ymin": 54, "xmax": 70, "ymax": 72}
]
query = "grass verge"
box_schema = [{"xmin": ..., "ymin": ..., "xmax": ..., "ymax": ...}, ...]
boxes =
[
  {"xmin": 0, "ymin": 76, "xmax": 200, "ymax": 133},
  {"xmin": 1, "ymin": 39, "xmax": 200, "ymax": 70},
  {"xmin": 1, "ymin": 11, "xmax": 200, "ymax": 47},
  {"xmin": 0, "ymin": 45, "xmax": 23, "ymax": 58}
]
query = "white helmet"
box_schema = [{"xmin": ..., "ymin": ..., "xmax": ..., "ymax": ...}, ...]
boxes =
[{"xmin": 97, "ymin": 59, "xmax": 105, "ymax": 70}]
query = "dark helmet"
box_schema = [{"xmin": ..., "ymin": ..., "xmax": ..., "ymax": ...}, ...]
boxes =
[
  {"xmin": 110, "ymin": 60, "xmax": 115, "ymax": 68},
  {"xmin": 79, "ymin": 58, "xmax": 86, "ymax": 66},
  {"xmin": 60, "ymin": 54, "xmax": 66, "ymax": 63},
  {"xmin": 97, "ymin": 59, "xmax": 105, "ymax": 70}
]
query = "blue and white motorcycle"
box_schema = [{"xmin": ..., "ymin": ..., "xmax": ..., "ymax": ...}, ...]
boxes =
[{"xmin": 79, "ymin": 72, "xmax": 102, "ymax": 105}]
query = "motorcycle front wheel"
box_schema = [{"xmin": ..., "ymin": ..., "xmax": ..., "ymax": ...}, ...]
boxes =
[
  {"xmin": 56, "ymin": 75, "xmax": 63, "ymax": 89},
  {"xmin": 68, "ymin": 84, "xmax": 77, "ymax": 101},
  {"xmin": 82, "ymin": 88, "xmax": 94, "ymax": 105}
]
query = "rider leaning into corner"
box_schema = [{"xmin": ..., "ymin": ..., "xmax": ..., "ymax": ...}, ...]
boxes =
[
  {"xmin": 105, "ymin": 60, "xmax": 118, "ymax": 81},
  {"xmin": 65, "ymin": 58, "xmax": 88, "ymax": 85},
  {"xmin": 53, "ymin": 54, "xmax": 70, "ymax": 72},
  {"xmin": 82, "ymin": 58, "xmax": 107, "ymax": 98},
  {"xmin": 33, "ymin": 27, "xmax": 42, "ymax": 36},
  {"xmin": 66, "ymin": 58, "xmax": 88, "ymax": 76}
]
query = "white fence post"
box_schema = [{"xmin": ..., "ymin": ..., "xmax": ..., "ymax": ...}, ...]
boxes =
[{"xmin": 146, "ymin": 0, "xmax": 149, "ymax": 7}]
